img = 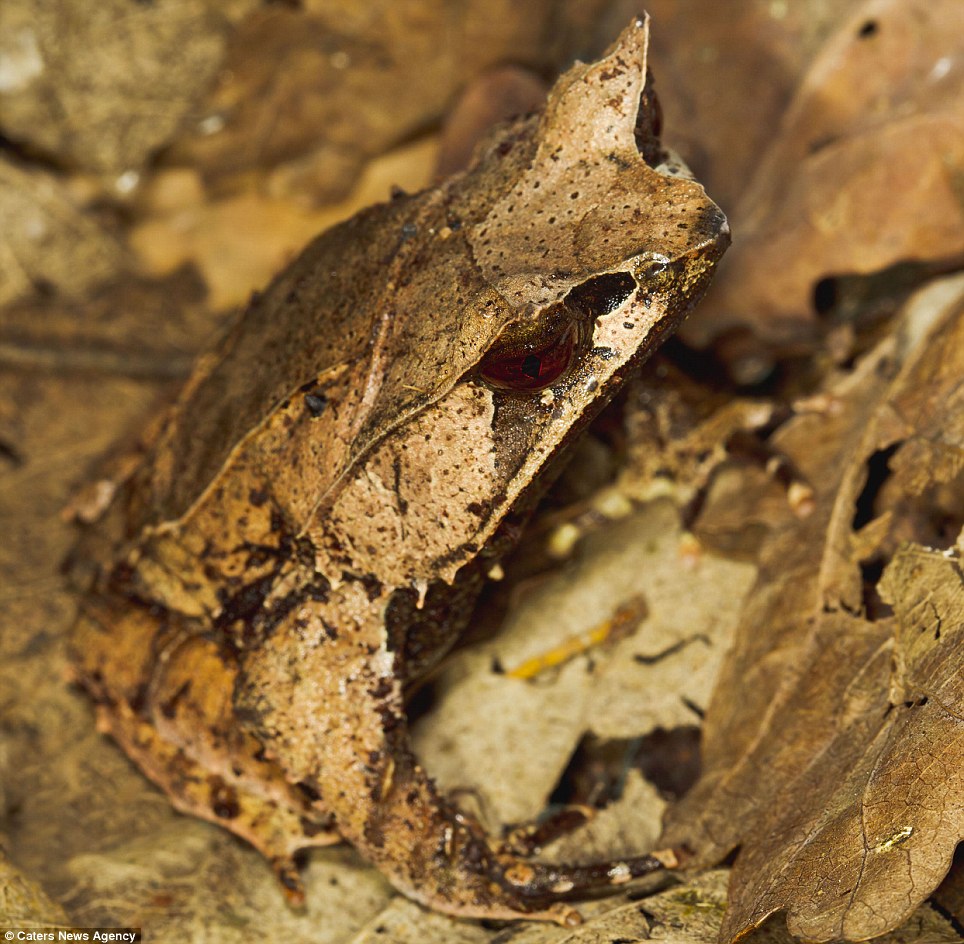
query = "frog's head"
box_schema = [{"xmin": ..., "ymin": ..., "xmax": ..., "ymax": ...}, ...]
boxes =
[{"xmin": 321, "ymin": 16, "xmax": 728, "ymax": 591}]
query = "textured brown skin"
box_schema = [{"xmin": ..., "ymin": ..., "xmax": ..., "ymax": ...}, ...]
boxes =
[{"xmin": 69, "ymin": 18, "xmax": 728, "ymax": 923}]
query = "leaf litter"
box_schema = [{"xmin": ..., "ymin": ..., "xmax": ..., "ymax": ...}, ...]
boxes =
[
  {"xmin": 2, "ymin": 1, "xmax": 964, "ymax": 942},
  {"xmin": 662, "ymin": 275, "xmax": 964, "ymax": 942}
]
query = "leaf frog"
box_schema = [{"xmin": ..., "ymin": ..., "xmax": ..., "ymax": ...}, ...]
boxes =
[{"xmin": 69, "ymin": 17, "xmax": 729, "ymax": 924}]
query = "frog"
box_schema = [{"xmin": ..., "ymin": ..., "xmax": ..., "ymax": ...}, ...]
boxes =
[{"xmin": 68, "ymin": 17, "xmax": 729, "ymax": 924}]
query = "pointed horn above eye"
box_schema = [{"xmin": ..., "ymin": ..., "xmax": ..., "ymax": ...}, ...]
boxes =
[{"xmin": 535, "ymin": 15, "xmax": 650, "ymax": 165}]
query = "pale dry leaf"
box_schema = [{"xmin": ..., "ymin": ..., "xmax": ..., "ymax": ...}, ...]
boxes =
[
  {"xmin": 640, "ymin": 871, "xmax": 767, "ymax": 944},
  {"xmin": 661, "ymin": 278, "xmax": 964, "ymax": 942},
  {"xmin": 0, "ymin": 0, "xmax": 238, "ymax": 179},
  {"xmin": 351, "ymin": 890, "xmax": 673, "ymax": 944},
  {"xmin": 63, "ymin": 831, "xmax": 392, "ymax": 944},
  {"xmin": 0, "ymin": 157, "xmax": 125, "ymax": 306},
  {"xmin": 346, "ymin": 898, "xmax": 491, "ymax": 944},
  {"xmin": 0, "ymin": 853, "xmax": 69, "ymax": 925},
  {"xmin": 414, "ymin": 499, "xmax": 755, "ymax": 827},
  {"xmin": 487, "ymin": 895, "xmax": 655, "ymax": 944}
]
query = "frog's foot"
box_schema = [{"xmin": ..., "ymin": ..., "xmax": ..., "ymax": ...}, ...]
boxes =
[
  {"xmin": 492, "ymin": 844, "xmax": 681, "ymax": 906},
  {"xmin": 424, "ymin": 810, "xmax": 680, "ymax": 923},
  {"xmin": 346, "ymin": 787, "xmax": 679, "ymax": 924},
  {"xmin": 501, "ymin": 805, "xmax": 595, "ymax": 856}
]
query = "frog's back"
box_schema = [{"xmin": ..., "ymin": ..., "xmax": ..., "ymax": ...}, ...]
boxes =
[{"xmin": 135, "ymin": 198, "xmax": 414, "ymax": 531}]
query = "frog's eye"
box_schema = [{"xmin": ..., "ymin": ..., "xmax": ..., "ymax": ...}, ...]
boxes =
[
  {"xmin": 478, "ymin": 272, "xmax": 637, "ymax": 392},
  {"xmin": 479, "ymin": 311, "xmax": 579, "ymax": 392}
]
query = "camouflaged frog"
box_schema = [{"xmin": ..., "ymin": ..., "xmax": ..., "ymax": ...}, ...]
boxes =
[{"xmin": 69, "ymin": 17, "xmax": 729, "ymax": 924}]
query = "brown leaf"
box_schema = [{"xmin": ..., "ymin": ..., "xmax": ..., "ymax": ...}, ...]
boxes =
[
  {"xmin": 661, "ymin": 277, "xmax": 964, "ymax": 941},
  {"xmin": 434, "ymin": 67, "xmax": 549, "ymax": 180},
  {"xmin": 0, "ymin": 268, "xmax": 213, "ymax": 378},
  {"xmin": 129, "ymin": 138, "xmax": 439, "ymax": 311},
  {"xmin": 643, "ymin": 0, "xmax": 865, "ymax": 213},
  {"xmin": 644, "ymin": 0, "xmax": 964, "ymax": 345},
  {"xmin": 171, "ymin": 0, "xmax": 640, "ymax": 204}
]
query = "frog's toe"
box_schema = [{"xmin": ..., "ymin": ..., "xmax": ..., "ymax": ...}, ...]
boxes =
[{"xmin": 272, "ymin": 855, "xmax": 306, "ymax": 906}]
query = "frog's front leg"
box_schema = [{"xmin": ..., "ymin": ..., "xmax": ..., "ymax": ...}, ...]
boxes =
[{"xmin": 234, "ymin": 588, "xmax": 671, "ymax": 924}]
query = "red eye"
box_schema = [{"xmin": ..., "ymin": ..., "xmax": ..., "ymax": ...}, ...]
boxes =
[
  {"xmin": 479, "ymin": 319, "xmax": 577, "ymax": 391},
  {"xmin": 477, "ymin": 273, "xmax": 635, "ymax": 393}
]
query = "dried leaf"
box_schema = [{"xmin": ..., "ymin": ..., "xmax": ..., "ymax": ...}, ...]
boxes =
[
  {"xmin": 414, "ymin": 500, "xmax": 755, "ymax": 827},
  {"xmin": 172, "ymin": 0, "xmax": 639, "ymax": 203},
  {"xmin": 0, "ymin": 268, "xmax": 212, "ymax": 378},
  {"xmin": 661, "ymin": 278, "xmax": 964, "ymax": 941},
  {"xmin": 130, "ymin": 137, "xmax": 439, "ymax": 311},
  {"xmin": 643, "ymin": 0, "xmax": 864, "ymax": 212},
  {"xmin": 0, "ymin": 0, "xmax": 237, "ymax": 178},
  {"xmin": 648, "ymin": 0, "xmax": 964, "ymax": 345},
  {"xmin": 0, "ymin": 158, "xmax": 125, "ymax": 306},
  {"xmin": 0, "ymin": 853, "xmax": 68, "ymax": 926},
  {"xmin": 346, "ymin": 898, "xmax": 492, "ymax": 944},
  {"xmin": 63, "ymin": 835, "xmax": 392, "ymax": 942},
  {"xmin": 435, "ymin": 67, "xmax": 548, "ymax": 180},
  {"xmin": 541, "ymin": 772, "xmax": 666, "ymax": 865}
]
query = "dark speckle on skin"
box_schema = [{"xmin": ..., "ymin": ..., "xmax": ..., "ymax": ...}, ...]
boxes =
[
  {"xmin": 210, "ymin": 779, "xmax": 240, "ymax": 819},
  {"xmin": 304, "ymin": 392, "xmax": 329, "ymax": 417}
]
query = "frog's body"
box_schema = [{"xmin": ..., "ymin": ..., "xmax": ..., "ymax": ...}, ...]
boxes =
[{"xmin": 70, "ymin": 19, "xmax": 729, "ymax": 923}]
